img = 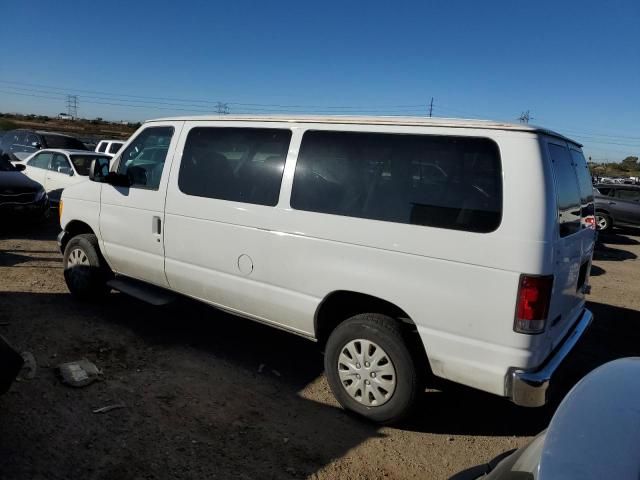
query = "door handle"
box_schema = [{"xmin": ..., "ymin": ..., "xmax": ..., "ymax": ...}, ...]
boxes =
[
  {"xmin": 152, "ymin": 216, "xmax": 161, "ymax": 234},
  {"xmin": 608, "ymin": 201, "xmax": 616, "ymax": 205}
]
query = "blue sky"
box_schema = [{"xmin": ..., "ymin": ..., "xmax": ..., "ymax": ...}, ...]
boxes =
[{"xmin": 1, "ymin": 0, "xmax": 638, "ymax": 161}]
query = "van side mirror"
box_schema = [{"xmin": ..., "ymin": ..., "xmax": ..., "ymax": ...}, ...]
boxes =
[
  {"xmin": 89, "ymin": 158, "xmax": 110, "ymax": 182},
  {"xmin": 90, "ymin": 158, "xmax": 131, "ymax": 187},
  {"xmin": 14, "ymin": 163, "xmax": 26, "ymax": 172}
]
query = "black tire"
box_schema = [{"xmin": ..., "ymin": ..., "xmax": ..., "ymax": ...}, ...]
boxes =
[
  {"xmin": 324, "ymin": 313, "xmax": 420, "ymax": 424},
  {"xmin": 595, "ymin": 212, "xmax": 612, "ymax": 231},
  {"xmin": 63, "ymin": 234, "xmax": 111, "ymax": 300}
]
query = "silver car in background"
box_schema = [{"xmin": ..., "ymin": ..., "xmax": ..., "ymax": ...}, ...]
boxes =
[{"xmin": 451, "ymin": 357, "xmax": 640, "ymax": 479}]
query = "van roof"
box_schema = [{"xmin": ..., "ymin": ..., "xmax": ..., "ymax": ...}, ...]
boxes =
[{"xmin": 146, "ymin": 115, "xmax": 582, "ymax": 146}]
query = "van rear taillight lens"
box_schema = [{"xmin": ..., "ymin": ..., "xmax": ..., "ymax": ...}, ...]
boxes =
[
  {"xmin": 584, "ymin": 215, "xmax": 596, "ymax": 229},
  {"xmin": 514, "ymin": 275, "xmax": 553, "ymax": 334}
]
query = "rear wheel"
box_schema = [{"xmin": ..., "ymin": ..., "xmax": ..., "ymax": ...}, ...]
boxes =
[
  {"xmin": 63, "ymin": 234, "xmax": 111, "ymax": 300},
  {"xmin": 595, "ymin": 212, "xmax": 612, "ymax": 231},
  {"xmin": 324, "ymin": 313, "xmax": 420, "ymax": 424}
]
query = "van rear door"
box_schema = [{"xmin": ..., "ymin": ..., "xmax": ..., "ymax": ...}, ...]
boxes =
[{"xmin": 545, "ymin": 139, "xmax": 595, "ymax": 348}]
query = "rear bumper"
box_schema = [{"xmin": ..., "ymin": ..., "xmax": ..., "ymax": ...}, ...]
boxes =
[{"xmin": 506, "ymin": 308, "xmax": 593, "ymax": 407}]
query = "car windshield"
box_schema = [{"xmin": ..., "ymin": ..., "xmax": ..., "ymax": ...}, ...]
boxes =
[
  {"xmin": 70, "ymin": 155, "xmax": 110, "ymax": 176},
  {"xmin": 0, "ymin": 156, "xmax": 16, "ymax": 172}
]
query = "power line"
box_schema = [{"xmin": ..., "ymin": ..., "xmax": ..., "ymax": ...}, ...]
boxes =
[{"xmin": 0, "ymin": 79, "xmax": 425, "ymax": 111}]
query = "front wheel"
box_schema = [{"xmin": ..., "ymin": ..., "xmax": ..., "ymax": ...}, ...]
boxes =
[
  {"xmin": 63, "ymin": 234, "xmax": 111, "ymax": 300},
  {"xmin": 324, "ymin": 313, "xmax": 420, "ymax": 424}
]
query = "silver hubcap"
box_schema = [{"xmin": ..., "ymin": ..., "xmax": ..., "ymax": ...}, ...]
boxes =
[
  {"xmin": 596, "ymin": 216, "xmax": 607, "ymax": 229},
  {"xmin": 338, "ymin": 339, "xmax": 396, "ymax": 407},
  {"xmin": 67, "ymin": 248, "xmax": 90, "ymax": 267}
]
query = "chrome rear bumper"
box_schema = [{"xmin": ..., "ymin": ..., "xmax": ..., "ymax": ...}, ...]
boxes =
[{"xmin": 507, "ymin": 309, "xmax": 593, "ymax": 407}]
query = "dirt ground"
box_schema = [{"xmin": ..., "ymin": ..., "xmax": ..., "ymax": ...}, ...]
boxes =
[{"xmin": 1, "ymin": 216, "xmax": 639, "ymax": 480}]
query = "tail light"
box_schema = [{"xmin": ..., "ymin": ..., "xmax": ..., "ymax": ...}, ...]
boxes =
[
  {"xmin": 583, "ymin": 215, "xmax": 596, "ymax": 230},
  {"xmin": 514, "ymin": 275, "xmax": 553, "ymax": 334},
  {"xmin": 58, "ymin": 200, "xmax": 63, "ymax": 224}
]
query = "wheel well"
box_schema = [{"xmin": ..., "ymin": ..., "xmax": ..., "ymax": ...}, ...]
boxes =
[
  {"xmin": 62, "ymin": 221, "xmax": 95, "ymax": 251},
  {"xmin": 315, "ymin": 291, "xmax": 413, "ymax": 346}
]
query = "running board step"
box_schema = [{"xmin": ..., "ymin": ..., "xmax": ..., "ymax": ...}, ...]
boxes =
[{"xmin": 107, "ymin": 277, "xmax": 177, "ymax": 306}]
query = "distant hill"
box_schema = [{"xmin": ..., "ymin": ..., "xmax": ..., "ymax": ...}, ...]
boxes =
[{"xmin": 0, "ymin": 113, "xmax": 138, "ymax": 142}]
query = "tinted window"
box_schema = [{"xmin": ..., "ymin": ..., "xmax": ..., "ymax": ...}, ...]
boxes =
[
  {"xmin": 26, "ymin": 133, "xmax": 39, "ymax": 146},
  {"xmin": 549, "ymin": 143, "xmax": 581, "ymax": 237},
  {"xmin": 291, "ymin": 131, "xmax": 502, "ymax": 233},
  {"xmin": 70, "ymin": 155, "xmax": 109, "ymax": 176},
  {"xmin": 96, "ymin": 142, "xmax": 107, "ymax": 153},
  {"xmin": 596, "ymin": 187, "xmax": 611, "ymax": 196},
  {"xmin": 50, "ymin": 154, "xmax": 72, "ymax": 174},
  {"xmin": 108, "ymin": 142, "xmax": 123, "ymax": 154},
  {"xmin": 616, "ymin": 189, "xmax": 640, "ymax": 201},
  {"xmin": 43, "ymin": 134, "xmax": 87, "ymax": 150},
  {"xmin": 178, "ymin": 127, "xmax": 291, "ymax": 206},
  {"xmin": 570, "ymin": 149, "xmax": 595, "ymax": 218},
  {"xmin": 28, "ymin": 152, "xmax": 53, "ymax": 169},
  {"xmin": 117, "ymin": 127, "xmax": 174, "ymax": 190}
]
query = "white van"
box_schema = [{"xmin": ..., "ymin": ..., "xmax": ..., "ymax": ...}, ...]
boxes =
[
  {"xmin": 58, "ymin": 116, "xmax": 595, "ymax": 423},
  {"xmin": 95, "ymin": 139, "xmax": 125, "ymax": 157}
]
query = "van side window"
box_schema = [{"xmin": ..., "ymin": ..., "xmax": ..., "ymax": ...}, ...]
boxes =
[
  {"xmin": 178, "ymin": 127, "xmax": 291, "ymax": 207},
  {"xmin": 97, "ymin": 142, "xmax": 107, "ymax": 153},
  {"xmin": 108, "ymin": 142, "xmax": 123, "ymax": 154},
  {"xmin": 570, "ymin": 149, "xmax": 595, "ymax": 219},
  {"xmin": 117, "ymin": 127, "xmax": 174, "ymax": 190},
  {"xmin": 549, "ymin": 144, "xmax": 581, "ymax": 237},
  {"xmin": 290, "ymin": 131, "xmax": 502, "ymax": 233}
]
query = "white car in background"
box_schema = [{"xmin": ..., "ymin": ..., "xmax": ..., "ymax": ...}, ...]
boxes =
[
  {"xmin": 95, "ymin": 139, "xmax": 125, "ymax": 157},
  {"xmin": 21, "ymin": 149, "xmax": 111, "ymax": 203}
]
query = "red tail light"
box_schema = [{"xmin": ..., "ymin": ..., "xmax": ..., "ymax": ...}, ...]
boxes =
[
  {"xmin": 514, "ymin": 275, "xmax": 553, "ymax": 334},
  {"xmin": 584, "ymin": 216, "xmax": 596, "ymax": 230}
]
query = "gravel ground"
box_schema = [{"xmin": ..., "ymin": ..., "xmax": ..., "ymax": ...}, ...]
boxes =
[{"xmin": 1, "ymin": 216, "xmax": 638, "ymax": 480}]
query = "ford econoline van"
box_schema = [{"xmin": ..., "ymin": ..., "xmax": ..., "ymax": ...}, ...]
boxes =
[{"xmin": 57, "ymin": 116, "xmax": 595, "ymax": 423}]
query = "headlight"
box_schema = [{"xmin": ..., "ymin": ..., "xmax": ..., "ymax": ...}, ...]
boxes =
[{"xmin": 34, "ymin": 188, "xmax": 47, "ymax": 202}]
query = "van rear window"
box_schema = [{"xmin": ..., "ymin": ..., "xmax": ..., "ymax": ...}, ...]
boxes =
[
  {"xmin": 570, "ymin": 148, "xmax": 595, "ymax": 219},
  {"xmin": 291, "ymin": 131, "xmax": 502, "ymax": 233},
  {"xmin": 549, "ymin": 143, "xmax": 581, "ymax": 237}
]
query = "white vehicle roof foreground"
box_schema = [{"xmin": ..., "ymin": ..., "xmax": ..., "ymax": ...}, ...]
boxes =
[
  {"xmin": 147, "ymin": 114, "xmax": 582, "ymax": 146},
  {"xmin": 456, "ymin": 358, "xmax": 640, "ymax": 479},
  {"xmin": 538, "ymin": 357, "xmax": 640, "ymax": 479}
]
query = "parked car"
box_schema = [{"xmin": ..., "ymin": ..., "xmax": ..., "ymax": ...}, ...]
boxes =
[
  {"xmin": 0, "ymin": 129, "xmax": 88, "ymax": 163},
  {"xmin": 450, "ymin": 357, "xmax": 640, "ymax": 479},
  {"xmin": 58, "ymin": 115, "xmax": 595, "ymax": 423},
  {"xmin": 0, "ymin": 155, "xmax": 49, "ymax": 220},
  {"xmin": 20, "ymin": 149, "xmax": 112, "ymax": 203},
  {"xmin": 95, "ymin": 139, "xmax": 125, "ymax": 157},
  {"xmin": 594, "ymin": 184, "xmax": 640, "ymax": 231}
]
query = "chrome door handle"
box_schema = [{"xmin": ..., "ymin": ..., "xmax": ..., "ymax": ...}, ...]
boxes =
[{"xmin": 608, "ymin": 201, "xmax": 616, "ymax": 205}]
